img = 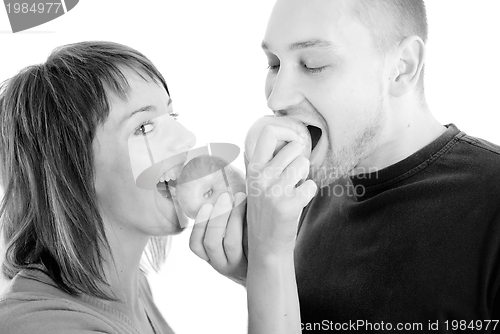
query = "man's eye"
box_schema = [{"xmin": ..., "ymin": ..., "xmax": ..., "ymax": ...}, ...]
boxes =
[
  {"xmin": 303, "ymin": 63, "xmax": 327, "ymax": 74},
  {"xmin": 169, "ymin": 112, "xmax": 179, "ymax": 121},
  {"xmin": 134, "ymin": 121, "xmax": 154, "ymax": 135}
]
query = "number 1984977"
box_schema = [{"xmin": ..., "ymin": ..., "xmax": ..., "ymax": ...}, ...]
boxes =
[
  {"xmin": 6, "ymin": 3, "xmax": 62, "ymax": 14},
  {"xmin": 444, "ymin": 320, "xmax": 499, "ymax": 331}
]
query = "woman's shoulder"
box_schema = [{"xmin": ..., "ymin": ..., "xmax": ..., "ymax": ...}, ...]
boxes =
[{"xmin": 0, "ymin": 269, "xmax": 122, "ymax": 334}]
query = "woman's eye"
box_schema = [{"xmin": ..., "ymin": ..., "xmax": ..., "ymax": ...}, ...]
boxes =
[
  {"xmin": 169, "ymin": 112, "xmax": 179, "ymax": 121},
  {"xmin": 134, "ymin": 121, "xmax": 154, "ymax": 136},
  {"xmin": 203, "ymin": 188, "xmax": 214, "ymax": 199},
  {"xmin": 267, "ymin": 63, "xmax": 280, "ymax": 72}
]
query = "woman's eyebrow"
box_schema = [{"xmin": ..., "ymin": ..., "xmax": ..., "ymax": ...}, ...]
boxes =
[
  {"xmin": 120, "ymin": 98, "xmax": 172, "ymax": 125},
  {"xmin": 131, "ymin": 105, "xmax": 157, "ymax": 117},
  {"xmin": 118, "ymin": 105, "xmax": 157, "ymax": 126}
]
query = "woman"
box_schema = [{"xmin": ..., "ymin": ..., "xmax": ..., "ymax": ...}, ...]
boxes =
[{"xmin": 0, "ymin": 41, "xmax": 303, "ymax": 333}]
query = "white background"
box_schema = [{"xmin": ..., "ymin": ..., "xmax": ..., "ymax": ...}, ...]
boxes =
[{"xmin": 1, "ymin": 1, "xmax": 500, "ymax": 333}]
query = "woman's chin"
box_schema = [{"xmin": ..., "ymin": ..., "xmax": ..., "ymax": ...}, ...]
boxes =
[
  {"xmin": 153, "ymin": 188, "xmax": 189, "ymax": 234},
  {"xmin": 150, "ymin": 214, "xmax": 187, "ymax": 236},
  {"xmin": 163, "ymin": 222, "xmax": 186, "ymax": 235}
]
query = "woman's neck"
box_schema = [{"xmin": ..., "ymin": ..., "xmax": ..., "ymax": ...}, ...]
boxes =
[{"xmin": 100, "ymin": 220, "xmax": 151, "ymax": 323}]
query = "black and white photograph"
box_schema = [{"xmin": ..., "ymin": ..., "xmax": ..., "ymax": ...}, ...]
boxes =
[{"xmin": 1, "ymin": 1, "xmax": 500, "ymax": 333}]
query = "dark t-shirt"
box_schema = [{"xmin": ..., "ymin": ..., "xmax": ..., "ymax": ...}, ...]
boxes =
[{"xmin": 295, "ymin": 124, "xmax": 500, "ymax": 333}]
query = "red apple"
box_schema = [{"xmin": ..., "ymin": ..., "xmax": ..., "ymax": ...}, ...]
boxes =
[{"xmin": 244, "ymin": 115, "xmax": 312, "ymax": 165}]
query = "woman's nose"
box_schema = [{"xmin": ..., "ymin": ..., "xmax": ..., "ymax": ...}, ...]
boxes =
[{"xmin": 169, "ymin": 121, "xmax": 196, "ymax": 153}]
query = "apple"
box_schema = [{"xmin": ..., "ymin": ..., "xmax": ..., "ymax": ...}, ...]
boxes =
[
  {"xmin": 244, "ymin": 115, "xmax": 312, "ymax": 165},
  {"xmin": 174, "ymin": 154, "xmax": 248, "ymax": 257},
  {"xmin": 174, "ymin": 155, "xmax": 246, "ymax": 220}
]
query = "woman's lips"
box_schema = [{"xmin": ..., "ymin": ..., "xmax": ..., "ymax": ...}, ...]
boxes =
[{"xmin": 156, "ymin": 181, "xmax": 173, "ymax": 199}]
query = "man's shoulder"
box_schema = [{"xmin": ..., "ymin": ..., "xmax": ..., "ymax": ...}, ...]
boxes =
[
  {"xmin": 459, "ymin": 133, "xmax": 500, "ymax": 157},
  {"xmin": 436, "ymin": 130, "xmax": 500, "ymax": 194},
  {"xmin": 451, "ymin": 132, "xmax": 500, "ymax": 175}
]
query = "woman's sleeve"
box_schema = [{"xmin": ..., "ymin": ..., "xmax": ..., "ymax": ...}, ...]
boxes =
[{"xmin": 0, "ymin": 297, "xmax": 116, "ymax": 334}]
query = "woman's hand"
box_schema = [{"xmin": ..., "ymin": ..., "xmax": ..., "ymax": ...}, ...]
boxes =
[{"xmin": 189, "ymin": 192, "xmax": 248, "ymax": 286}]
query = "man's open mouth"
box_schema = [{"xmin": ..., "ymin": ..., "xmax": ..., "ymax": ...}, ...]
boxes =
[{"xmin": 307, "ymin": 125, "xmax": 323, "ymax": 152}]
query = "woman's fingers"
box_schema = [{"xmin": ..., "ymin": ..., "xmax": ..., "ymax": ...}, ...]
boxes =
[
  {"xmin": 189, "ymin": 192, "xmax": 249, "ymax": 279},
  {"xmin": 202, "ymin": 193, "xmax": 232, "ymax": 268},
  {"xmin": 223, "ymin": 192, "xmax": 247, "ymax": 264},
  {"xmin": 189, "ymin": 203, "xmax": 213, "ymax": 261}
]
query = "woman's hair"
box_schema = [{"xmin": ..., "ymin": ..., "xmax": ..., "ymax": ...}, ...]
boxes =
[{"xmin": 0, "ymin": 41, "xmax": 170, "ymax": 299}]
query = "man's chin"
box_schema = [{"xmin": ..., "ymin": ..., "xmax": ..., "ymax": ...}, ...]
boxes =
[{"xmin": 309, "ymin": 159, "xmax": 358, "ymax": 188}]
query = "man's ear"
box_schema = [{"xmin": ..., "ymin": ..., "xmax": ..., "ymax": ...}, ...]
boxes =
[{"xmin": 389, "ymin": 36, "xmax": 426, "ymax": 97}]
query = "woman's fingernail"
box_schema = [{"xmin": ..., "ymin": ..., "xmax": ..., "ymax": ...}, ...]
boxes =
[
  {"xmin": 219, "ymin": 192, "xmax": 231, "ymax": 205},
  {"xmin": 201, "ymin": 203, "xmax": 213, "ymax": 214},
  {"xmin": 234, "ymin": 192, "xmax": 247, "ymax": 206},
  {"xmin": 194, "ymin": 204, "xmax": 213, "ymax": 225}
]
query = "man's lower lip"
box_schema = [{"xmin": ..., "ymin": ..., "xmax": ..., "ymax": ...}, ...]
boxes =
[
  {"xmin": 310, "ymin": 134, "xmax": 326, "ymax": 169},
  {"xmin": 307, "ymin": 125, "xmax": 322, "ymax": 151}
]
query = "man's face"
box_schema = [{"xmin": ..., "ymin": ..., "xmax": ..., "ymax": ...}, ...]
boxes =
[{"xmin": 263, "ymin": 0, "xmax": 389, "ymax": 187}]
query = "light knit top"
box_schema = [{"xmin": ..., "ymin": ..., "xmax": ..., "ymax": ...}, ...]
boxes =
[{"xmin": 0, "ymin": 268, "xmax": 175, "ymax": 334}]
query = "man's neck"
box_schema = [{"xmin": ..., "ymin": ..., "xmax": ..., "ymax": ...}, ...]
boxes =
[{"xmin": 354, "ymin": 107, "xmax": 446, "ymax": 174}]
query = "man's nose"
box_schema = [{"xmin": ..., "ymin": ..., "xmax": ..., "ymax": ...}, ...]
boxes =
[{"xmin": 266, "ymin": 68, "xmax": 303, "ymax": 113}]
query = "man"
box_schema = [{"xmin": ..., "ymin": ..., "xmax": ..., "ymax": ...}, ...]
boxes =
[{"xmin": 190, "ymin": 0, "xmax": 500, "ymax": 332}]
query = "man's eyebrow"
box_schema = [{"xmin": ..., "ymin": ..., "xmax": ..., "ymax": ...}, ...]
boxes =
[
  {"xmin": 289, "ymin": 39, "xmax": 336, "ymax": 51},
  {"xmin": 261, "ymin": 39, "xmax": 336, "ymax": 52}
]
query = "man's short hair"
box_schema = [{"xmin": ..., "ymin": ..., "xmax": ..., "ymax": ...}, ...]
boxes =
[
  {"xmin": 350, "ymin": 0, "xmax": 428, "ymax": 95},
  {"xmin": 351, "ymin": 0, "xmax": 428, "ymax": 53}
]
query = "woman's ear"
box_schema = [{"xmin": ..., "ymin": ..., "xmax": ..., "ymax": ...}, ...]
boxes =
[{"xmin": 389, "ymin": 36, "xmax": 426, "ymax": 97}]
